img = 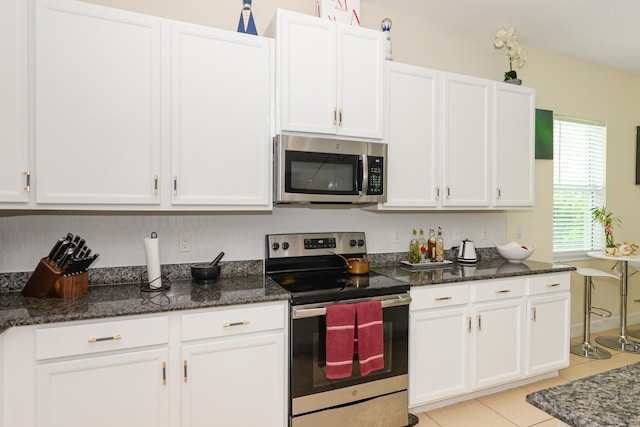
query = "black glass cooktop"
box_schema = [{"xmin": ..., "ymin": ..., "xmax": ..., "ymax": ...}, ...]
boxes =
[{"xmin": 268, "ymin": 270, "xmax": 409, "ymax": 305}]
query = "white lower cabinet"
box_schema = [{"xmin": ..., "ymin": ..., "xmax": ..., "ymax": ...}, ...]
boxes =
[
  {"xmin": 180, "ymin": 303, "xmax": 287, "ymax": 427},
  {"xmin": 526, "ymin": 273, "xmax": 571, "ymax": 375},
  {"xmin": 37, "ymin": 349, "xmax": 170, "ymax": 427},
  {"xmin": 409, "ymin": 273, "xmax": 569, "ymax": 408},
  {"xmin": 0, "ymin": 302, "xmax": 288, "ymax": 427}
]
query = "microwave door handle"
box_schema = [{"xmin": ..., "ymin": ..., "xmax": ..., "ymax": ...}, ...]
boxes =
[{"xmin": 359, "ymin": 155, "xmax": 366, "ymax": 196}]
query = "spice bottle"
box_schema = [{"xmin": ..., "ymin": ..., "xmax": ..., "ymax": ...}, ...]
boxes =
[
  {"xmin": 435, "ymin": 227, "xmax": 445, "ymax": 262},
  {"xmin": 428, "ymin": 228, "xmax": 437, "ymax": 262},
  {"xmin": 409, "ymin": 229, "xmax": 420, "ymax": 264},
  {"xmin": 418, "ymin": 229, "xmax": 427, "ymax": 262}
]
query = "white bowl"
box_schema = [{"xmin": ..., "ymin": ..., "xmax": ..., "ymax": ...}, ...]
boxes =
[{"xmin": 496, "ymin": 241, "xmax": 536, "ymax": 263}]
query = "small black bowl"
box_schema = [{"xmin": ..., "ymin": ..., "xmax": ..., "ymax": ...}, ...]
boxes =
[{"xmin": 190, "ymin": 263, "xmax": 221, "ymax": 283}]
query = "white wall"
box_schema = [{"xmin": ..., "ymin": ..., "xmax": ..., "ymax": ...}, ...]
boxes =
[{"xmin": 0, "ymin": 209, "xmax": 506, "ymax": 272}]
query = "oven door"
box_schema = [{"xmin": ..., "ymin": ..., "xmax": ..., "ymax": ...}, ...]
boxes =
[{"xmin": 289, "ymin": 294, "xmax": 409, "ymax": 425}]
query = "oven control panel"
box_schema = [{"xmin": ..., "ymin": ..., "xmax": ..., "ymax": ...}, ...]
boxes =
[{"xmin": 266, "ymin": 232, "xmax": 366, "ymax": 259}]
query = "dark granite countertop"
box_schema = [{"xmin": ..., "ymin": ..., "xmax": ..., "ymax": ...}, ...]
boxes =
[
  {"xmin": 373, "ymin": 259, "xmax": 575, "ymax": 287},
  {"xmin": 0, "ymin": 251, "xmax": 575, "ymax": 336},
  {"xmin": 526, "ymin": 363, "xmax": 640, "ymax": 426},
  {"xmin": 0, "ymin": 275, "xmax": 290, "ymax": 335}
]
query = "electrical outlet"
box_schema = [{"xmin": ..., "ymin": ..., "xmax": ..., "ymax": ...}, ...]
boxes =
[
  {"xmin": 452, "ymin": 228, "xmax": 461, "ymax": 242},
  {"xmin": 515, "ymin": 227, "xmax": 523, "ymax": 239},
  {"xmin": 393, "ymin": 229, "xmax": 402, "ymax": 244},
  {"xmin": 179, "ymin": 234, "xmax": 192, "ymax": 253}
]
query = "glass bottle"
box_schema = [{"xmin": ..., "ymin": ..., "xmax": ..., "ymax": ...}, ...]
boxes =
[
  {"xmin": 428, "ymin": 228, "xmax": 437, "ymax": 262},
  {"xmin": 435, "ymin": 227, "xmax": 445, "ymax": 262},
  {"xmin": 418, "ymin": 229, "xmax": 427, "ymax": 262},
  {"xmin": 409, "ymin": 229, "xmax": 420, "ymax": 264}
]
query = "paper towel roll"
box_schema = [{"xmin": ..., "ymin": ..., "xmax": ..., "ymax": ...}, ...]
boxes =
[{"xmin": 144, "ymin": 233, "xmax": 162, "ymax": 289}]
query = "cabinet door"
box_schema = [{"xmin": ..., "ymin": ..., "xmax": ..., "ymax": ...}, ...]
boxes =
[
  {"xmin": 277, "ymin": 10, "xmax": 335, "ymax": 134},
  {"xmin": 36, "ymin": 348, "xmax": 169, "ymax": 427},
  {"xmin": 493, "ymin": 84, "xmax": 535, "ymax": 207},
  {"xmin": 441, "ymin": 73, "xmax": 491, "ymax": 207},
  {"xmin": 409, "ymin": 306, "xmax": 470, "ymax": 406},
  {"xmin": 170, "ymin": 24, "xmax": 272, "ymax": 208},
  {"xmin": 336, "ymin": 24, "xmax": 384, "ymax": 139},
  {"xmin": 472, "ymin": 298, "xmax": 524, "ymax": 390},
  {"xmin": 34, "ymin": 0, "xmax": 161, "ymax": 205},
  {"xmin": 383, "ymin": 63, "xmax": 440, "ymax": 208},
  {"xmin": 0, "ymin": 0, "xmax": 29, "ymax": 203},
  {"xmin": 181, "ymin": 332, "xmax": 286, "ymax": 427},
  {"xmin": 527, "ymin": 292, "xmax": 570, "ymax": 375}
]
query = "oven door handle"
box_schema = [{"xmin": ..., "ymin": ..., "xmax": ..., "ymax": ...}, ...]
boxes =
[{"xmin": 292, "ymin": 293, "xmax": 411, "ymax": 319}]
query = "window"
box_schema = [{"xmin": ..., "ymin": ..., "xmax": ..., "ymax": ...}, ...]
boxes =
[{"xmin": 553, "ymin": 115, "xmax": 607, "ymax": 258}]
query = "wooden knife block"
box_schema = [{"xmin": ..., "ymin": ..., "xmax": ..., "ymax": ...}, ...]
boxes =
[{"xmin": 22, "ymin": 258, "xmax": 88, "ymax": 298}]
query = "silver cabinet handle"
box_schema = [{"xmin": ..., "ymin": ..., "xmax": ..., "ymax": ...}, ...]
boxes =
[
  {"xmin": 495, "ymin": 289, "xmax": 512, "ymax": 294},
  {"xmin": 435, "ymin": 185, "xmax": 440, "ymax": 200},
  {"xmin": 223, "ymin": 320, "xmax": 250, "ymax": 328},
  {"xmin": 434, "ymin": 296, "xmax": 452, "ymax": 301},
  {"xmin": 531, "ymin": 307, "xmax": 537, "ymax": 321},
  {"xmin": 546, "ymin": 283, "xmax": 561, "ymax": 287},
  {"xmin": 477, "ymin": 314, "xmax": 482, "ymax": 331},
  {"xmin": 446, "ymin": 186, "xmax": 451, "ymax": 199},
  {"xmin": 173, "ymin": 176, "xmax": 178, "ymax": 195},
  {"xmin": 338, "ymin": 109, "xmax": 343, "ymax": 127},
  {"xmin": 88, "ymin": 334, "xmax": 122, "ymax": 343},
  {"xmin": 23, "ymin": 169, "xmax": 31, "ymax": 192},
  {"xmin": 153, "ymin": 175, "xmax": 158, "ymax": 195},
  {"xmin": 332, "ymin": 108, "xmax": 337, "ymax": 125},
  {"xmin": 497, "ymin": 187, "xmax": 502, "ymax": 200},
  {"xmin": 467, "ymin": 316, "xmax": 472, "ymax": 333}
]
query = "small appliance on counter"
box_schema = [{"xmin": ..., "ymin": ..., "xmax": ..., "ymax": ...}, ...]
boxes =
[
  {"xmin": 22, "ymin": 233, "xmax": 99, "ymax": 298},
  {"xmin": 456, "ymin": 238, "xmax": 478, "ymax": 264}
]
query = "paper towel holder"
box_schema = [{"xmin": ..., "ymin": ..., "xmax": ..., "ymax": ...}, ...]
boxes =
[{"xmin": 141, "ymin": 231, "xmax": 171, "ymax": 292}]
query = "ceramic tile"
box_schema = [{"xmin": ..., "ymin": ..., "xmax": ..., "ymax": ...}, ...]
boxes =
[
  {"xmin": 520, "ymin": 376, "xmax": 567, "ymax": 393},
  {"xmin": 427, "ymin": 399, "xmax": 517, "ymax": 427},
  {"xmin": 414, "ymin": 412, "xmax": 441, "ymax": 426},
  {"xmin": 477, "ymin": 386, "xmax": 553, "ymax": 427},
  {"xmin": 557, "ymin": 362, "xmax": 601, "ymax": 381}
]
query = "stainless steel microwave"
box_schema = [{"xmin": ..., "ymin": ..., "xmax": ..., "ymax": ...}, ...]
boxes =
[{"xmin": 273, "ymin": 134, "xmax": 387, "ymax": 204}]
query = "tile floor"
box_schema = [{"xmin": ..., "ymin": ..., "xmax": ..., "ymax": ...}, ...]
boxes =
[{"xmin": 413, "ymin": 326, "xmax": 640, "ymax": 426}]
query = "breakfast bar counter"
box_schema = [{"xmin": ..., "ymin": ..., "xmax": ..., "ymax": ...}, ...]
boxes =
[{"xmin": 526, "ymin": 362, "xmax": 640, "ymax": 426}]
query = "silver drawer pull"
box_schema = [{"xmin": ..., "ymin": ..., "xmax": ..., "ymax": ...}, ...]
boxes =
[
  {"xmin": 546, "ymin": 283, "xmax": 561, "ymax": 287},
  {"xmin": 495, "ymin": 289, "xmax": 512, "ymax": 294},
  {"xmin": 88, "ymin": 334, "xmax": 122, "ymax": 343},
  {"xmin": 434, "ymin": 296, "xmax": 452, "ymax": 301},
  {"xmin": 224, "ymin": 320, "xmax": 250, "ymax": 328}
]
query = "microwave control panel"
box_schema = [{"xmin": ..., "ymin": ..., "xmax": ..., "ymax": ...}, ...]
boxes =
[{"xmin": 367, "ymin": 156, "xmax": 384, "ymax": 195}]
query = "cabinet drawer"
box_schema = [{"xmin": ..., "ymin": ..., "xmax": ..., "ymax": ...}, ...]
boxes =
[
  {"xmin": 471, "ymin": 278, "xmax": 524, "ymax": 303},
  {"xmin": 36, "ymin": 316, "xmax": 169, "ymax": 360},
  {"xmin": 410, "ymin": 284, "xmax": 469, "ymax": 311},
  {"xmin": 182, "ymin": 302, "xmax": 286, "ymax": 342},
  {"xmin": 527, "ymin": 273, "xmax": 570, "ymax": 295}
]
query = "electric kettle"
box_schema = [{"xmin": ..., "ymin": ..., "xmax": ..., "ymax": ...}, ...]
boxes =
[{"xmin": 457, "ymin": 239, "xmax": 478, "ymax": 264}]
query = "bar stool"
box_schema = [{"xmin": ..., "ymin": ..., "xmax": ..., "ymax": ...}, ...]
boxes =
[{"xmin": 570, "ymin": 268, "xmax": 616, "ymax": 359}]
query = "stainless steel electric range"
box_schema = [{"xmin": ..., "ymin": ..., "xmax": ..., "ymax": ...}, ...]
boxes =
[{"xmin": 265, "ymin": 232, "xmax": 410, "ymax": 427}]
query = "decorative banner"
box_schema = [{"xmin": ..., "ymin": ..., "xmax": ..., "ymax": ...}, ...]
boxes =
[
  {"xmin": 238, "ymin": 0, "xmax": 258, "ymax": 35},
  {"xmin": 535, "ymin": 109, "xmax": 553, "ymax": 159},
  {"xmin": 316, "ymin": 0, "xmax": 361, "ymax": 26}
]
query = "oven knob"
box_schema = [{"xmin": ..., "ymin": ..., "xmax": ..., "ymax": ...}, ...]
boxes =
[
  {"xmin": 282, "ymin": 242, "xmax": 289, "ymax": 250},
  {"xmin": 349, "ymin": 239, "xmax": 357, "ymax": 247},
  {"xmin": 271, "ymin": 242, "xmax": 280, "ymax": 251},
  {"xmin": 357, "ymin": 239, "xmax": 365, "ymax": 247}
]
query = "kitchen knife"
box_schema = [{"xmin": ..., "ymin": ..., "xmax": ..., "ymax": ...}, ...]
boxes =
[
  {"xmin": 57, "ymin": 247, "xmax": 76, "ymax": 272},
  {"xmin": 51, "ymin": 241, "xmax": 71, "ymax": 264},
  {"xmin": 47, "ymin": 238, "xmax": 65, "ymax": 260},
  {"xmin": 73, "ymin": 238, "xmax": 86, "ymax": 256},
  {"xmin": 64, "ymin": 254, "xmax": 99, "ymax": 276}
]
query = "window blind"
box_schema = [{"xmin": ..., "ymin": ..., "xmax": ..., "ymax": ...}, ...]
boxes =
[{"xmin": 553, "ymin": 116, "xmax": 607, "ymax": 256}]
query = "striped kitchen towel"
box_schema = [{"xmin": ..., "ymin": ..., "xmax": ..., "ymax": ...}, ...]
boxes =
[
  {"xmin": 325, "ymin": 303, "xmax": 356, "ymax": 379},
  {"xmin": 356, "ymin": 300, "xmax": 384, "ymax": 376}
]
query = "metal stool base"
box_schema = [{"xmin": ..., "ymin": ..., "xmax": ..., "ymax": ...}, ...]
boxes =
[
  {"xmin": 626, "ymin": 329, "xmax": 640, "ymax": 340},
  {"xmin": 595, "ymin": 335, "xmax": 640, "ymax": 353},
  {"xmin": 570, "ymin": 342, "xmax": 611, "ymax": 359}
]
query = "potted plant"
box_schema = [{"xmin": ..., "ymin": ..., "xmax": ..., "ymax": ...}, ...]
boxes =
[
  {"xmin": 591, "ymin": 205, "xmax": 622, "ymax": 254},
  {"xmin": 493, "ymin": 26, "xmax": 527, "ymax": 85}
]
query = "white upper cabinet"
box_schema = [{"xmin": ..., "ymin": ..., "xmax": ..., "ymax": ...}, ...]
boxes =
[
  {"xmin": 493, "ymin": 83, "xmax": 535, "ymax": 207},
  {"xmin": 382, "ymin": 62, "xmax": 440, "ymax": 208},
  {"xmin": 34, "ymin": 0, "xmax": 161, "ymax": 205},
  {"xmin": 441, "ymin": 72, "xmax": 492, "ymax": 208},
  {"xmin": 170, "ymin": 23, "xmax": 272, "ymax": 209},
  {"xmin": 272, "ymin": 9, "xmax": 384, "ymax": 139},
  {"xmin": 0, "ymin": 0, "xmax": 29, "ymax": 203}
]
